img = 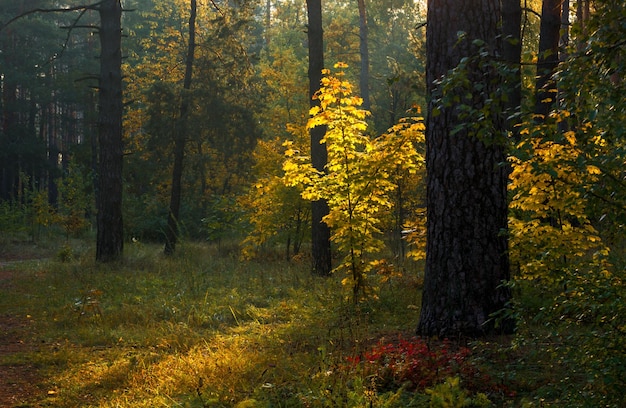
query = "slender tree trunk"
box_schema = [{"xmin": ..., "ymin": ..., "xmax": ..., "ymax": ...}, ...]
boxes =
[
  {"xmin": 96, "ymin": 0, "xmax": 124, "ymax": 262},
  {"xmin": 417, "ymin": 0, "xmax": 512, "ymax": 337},
  {"xmin": 306, "ymin": 0, "xmax": 332, "ymax": 276},
  {"xmin": 357, "ymin": 0, "xmax": 370, "ymax": 110},
  {"xmin": 265, "ymin": 0, "xmax": 271, "ymax": 47},
  {"xmin": 560, "ymin": 0, "xmax": 570, "ymax": 52},
  {"xmin": 576, "ymin": 0, "xmax": 590, "ymax": 49},
  {"xmin": 502, "ymin": 0, "xmax": 522, "ymax": 138},
  {"xmin": 164, "ymin": 0, "xmax": 197, "ymax": 255},
  {"xmin": 534, "ymin": 0, "xmax": 562, "ymax": 118}
]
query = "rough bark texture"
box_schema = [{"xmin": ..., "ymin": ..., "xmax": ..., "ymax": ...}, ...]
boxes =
[
  {"xmin": 306, "ymin": 0, "xmax": 332, "ymax": 276},
  {"xmin": 164, "ymin": 0, "xmax": 197, "ymax": 255},
  {"xmin": 96, "ymin": 0, "xmax": 124, "ymax": 262},
  {"xmin": 417, "ymin": 0, "xmax": 512, "ymax": 337}
]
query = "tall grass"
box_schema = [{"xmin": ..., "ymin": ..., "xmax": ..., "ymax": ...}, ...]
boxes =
[
  {"xmin": 4, "ymin": 239, "xmax": 624, "ymax": 406},
  {"xmin": 1, "ymin": 240, "xmax": 423, "ymax": 407}
]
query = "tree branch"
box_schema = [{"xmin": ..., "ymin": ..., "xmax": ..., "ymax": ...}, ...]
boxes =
[
  {"xmin": 208, "ymin": 0, "xmax": 225, "ymax": 17},
  {"xmin": 0, "ymin": 1, "xmax": 105, "ymax": 32}
]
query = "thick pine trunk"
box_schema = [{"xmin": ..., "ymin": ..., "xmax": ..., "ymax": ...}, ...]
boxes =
[
  {"xmin": 96, "ymin": 0, "xmax": 124, "ymax": 262},
  {"xmin": 306, "ymin": 0, "xmax": 332, "ymax": 276},
  {"xmin": 164, "ymin": 0, "xmax": 197, "ymax": 255},
  {"xmin": 417, "ymin": 0, "xmax": 512, "ymax": 337}
]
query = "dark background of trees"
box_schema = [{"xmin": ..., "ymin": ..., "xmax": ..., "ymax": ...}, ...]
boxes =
[{"xmin": 0, "ymin": 0, "xmax": 424, "ymax": 244}]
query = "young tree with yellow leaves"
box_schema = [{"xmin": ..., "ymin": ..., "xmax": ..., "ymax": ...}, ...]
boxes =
[{"xmin": 284, "ymin": 64, "xmax": 423, "ymax": 301}]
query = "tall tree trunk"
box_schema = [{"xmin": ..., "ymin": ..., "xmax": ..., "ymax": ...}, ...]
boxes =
[
  {"xmin": 357, "ymin": 0, "xmax": 370, "ymax": 110},
  {"xmin": 534, "ymin": 0, "xmax": 562, "ymax": 118},
  {"xmin": 576, "ymin": 0, "xmax": 590, "ymax": 49},
  {"xmin": 95, "ymin": 0, "xmax": 124, "ymax": 262},
  {"xmin": 265, "ymin": 0, "xmax": 271, "ymax": 47},
  {"xmin": 502, "ymin": 0, "xmax": 522, "ymax": 138},
  {"xmin": 560, "ymin": 0, "xmax": 570, "ymax": 52},
  {"xmin": 417, "ymin": 0, "xmax": 512, "ymax": 337},
  {"xmin": 306, "ymin": 0, "xmax": 332, "ymax": 276},
  {"xmin": 164, "ymin": 0, "xmax": 197, "ymax": 255}
]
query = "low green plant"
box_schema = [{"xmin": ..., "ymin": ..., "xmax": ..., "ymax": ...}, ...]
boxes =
[
  {"xmin": 3, "ymin": 238, "xmax": 623, "ymax": 407},
  {"xmin": 426, "ymin": 377, "xmax": 491, "ymax": 408}
]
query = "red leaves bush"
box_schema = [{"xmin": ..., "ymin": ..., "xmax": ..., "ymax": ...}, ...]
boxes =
[{"xmin": 346, "ymin": 336, "xmax": 474, "ymax": 391}]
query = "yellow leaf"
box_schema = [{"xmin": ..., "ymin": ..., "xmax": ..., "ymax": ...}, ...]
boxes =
[
  {"xmin": 564, "ymin": 130, "xmax": 576, "ymax": 145},
  {"xmin": 586, "ymin": 165, "xmax": 601, "ymax": 175}
]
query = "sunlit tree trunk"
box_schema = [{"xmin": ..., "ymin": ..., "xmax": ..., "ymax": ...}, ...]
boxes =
[
  {"xmin": 417, "ymin": 0, "xmax": 512, "ymax": 337},
  {"xmin": 164, "ymin": 0, "xmax": 197, "ymax": 255},
  {"xmin": 306, "ymin": 0, "xmax": 332, "ymax": 276},
  {"xmin": 357, "ymin": 0, "xmax": 370, "ymax": 110},
  {"xmin": 96, "ymin": 0, "xmax": 124, "ymax": 262}
]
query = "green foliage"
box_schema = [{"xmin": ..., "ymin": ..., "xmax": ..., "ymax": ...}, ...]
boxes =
[
  {"xmin": 427, "ymin": 377, "xmax": 491, "ymax": 408},
  {"xmin": 123, "ymin": 0, "xmax": 262, "ymax": 245},
  {"xmin": 0, "ymin": 241, "xmax": 424, "ymax": 407},
  {"xmin": 202, "ymin": 194, "xmax": 246, "ymax": 243},
  {"xmin": 30, "ymin": 188, "xmax": 55, "ymax": 230},
  {"xmin": 0, "ymin": 200, "xmax": 27, "ymax": 237},
  {"xmin": 284, "ymin": 63, "xmax": 424, "ymax": 301},
  {"xmin": 240, "ymin": 136, "xmax": 309, "ymax": 260},
  {"xmin": 505, "ymin": 2, "xmax": 626, "ymax": 405},
  {"xmin": 56, "ymin": 162, "xmax": 92, "ymax": 239},
  {"xmin": 431, "ymin": 37, "xmax": 516, "ymax": 146}
]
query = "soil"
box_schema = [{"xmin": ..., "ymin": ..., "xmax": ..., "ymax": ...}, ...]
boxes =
[{"xmin": 0, "ymin": 258, "xmax": 46, "ymax": 407}]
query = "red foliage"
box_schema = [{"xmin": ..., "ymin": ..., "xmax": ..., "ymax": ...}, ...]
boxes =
[{"xmin": 346, "ymin": 336, "xmax": 503, "ymax": 393}]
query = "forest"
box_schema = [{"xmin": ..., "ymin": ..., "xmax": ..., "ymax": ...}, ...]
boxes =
[{"xmin": 0, "ymin": 0, "xmax": 624, "ymax": 406}]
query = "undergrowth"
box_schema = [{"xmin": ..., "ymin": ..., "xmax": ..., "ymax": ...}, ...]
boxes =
[{"xmin": 1, "ymin": 240, "xmax": 622, "ymax": 407}]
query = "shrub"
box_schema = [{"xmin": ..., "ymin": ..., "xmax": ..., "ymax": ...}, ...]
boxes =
[{"xmin": 346, "ymin": 336, "xmax": 471, "ymax": 391}]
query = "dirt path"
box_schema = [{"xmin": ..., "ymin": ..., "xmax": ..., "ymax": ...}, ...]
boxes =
[{"xmin": 0, "ymin": 267, "xmax": 44, "ymax": 407}]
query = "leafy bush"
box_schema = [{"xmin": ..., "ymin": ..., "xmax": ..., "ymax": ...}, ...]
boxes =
[
  {"xmin": 347, "ymin": 336, "xmax": 474, "ymax": 391},
  {"xmin": 427, "ymin": 377, "xmax": 491, "ymax": 408}
]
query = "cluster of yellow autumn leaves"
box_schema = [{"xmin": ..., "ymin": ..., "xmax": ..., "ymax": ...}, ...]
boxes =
[{"xmin": 243, "ymin": 63, "xmax": 614, "ymax": 297}]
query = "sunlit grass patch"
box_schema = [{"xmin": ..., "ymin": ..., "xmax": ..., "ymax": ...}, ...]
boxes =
[
  {"xmin": 9, "ymin": 239, "xmax": 614, "ymax": 407},
  {"xmin": 8, "ymin": 240, "xmax": 570, "ymax": 407}
]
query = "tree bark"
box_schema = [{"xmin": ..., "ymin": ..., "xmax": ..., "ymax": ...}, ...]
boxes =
[
  {"xmin": 306, "ymin": 0, "xmax": 332, "ymax": 276},
  {"xmin": 502, "ymin": 0, "xmax": 522, "ymax": 139},
  {"xmin": 357, "ymin": 0, "xmax": 370, "ymax": 110},
  {"xmin": 417, "ymin": 0, "xmax": 512, "ymax": 337},
  {"xmin": 534, "ymin": 0, "xmax": 562, "ymax": 118},
  {"xmin": 164, "ymin": 0, "xmax": 197, "ymax": 255},
  {"xmin": 265, "ymin": 0, "xmax": 271, "ymax": 48},
  {"xmin": 95, "ymin": 0, "xmax": 124, "ymax": 262}
]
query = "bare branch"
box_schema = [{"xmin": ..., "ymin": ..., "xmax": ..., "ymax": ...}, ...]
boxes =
[
  {"xmin": 0, "ymin": 1, "xmax": 105, "ymax": 32},
  {"xmin": 75, "ymin": 74, "xmax": 100, "ymax": 83},
  {"xmin": 60, "ymin": 25, "xmax": 99, "ymax": 30},
  {"xmin": 522, "ymin": 6, "xmax": 542, "ymax": 20},
  {"xmin": 45, "ymin": 7, "xmax": 94, "ymax": 66},
  {"xmin": 209, "ymin": 0, "xmax": 225, "ymax": 17}
]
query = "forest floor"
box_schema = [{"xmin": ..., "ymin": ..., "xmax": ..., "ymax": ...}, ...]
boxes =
[{"xmin": 0, "ymin": 245, "xmax": 52, "ymax": 407}]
